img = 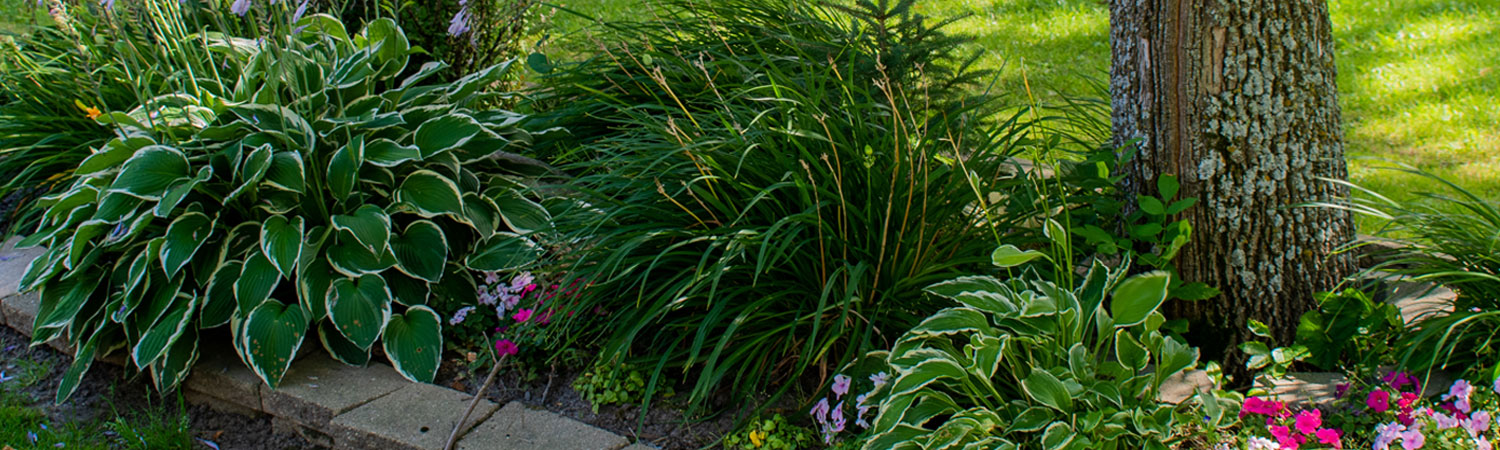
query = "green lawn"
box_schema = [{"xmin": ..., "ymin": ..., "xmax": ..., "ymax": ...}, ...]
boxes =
[{"xmin": 545, "ymin": 0, "xmax": 1499, "ymax": 226}]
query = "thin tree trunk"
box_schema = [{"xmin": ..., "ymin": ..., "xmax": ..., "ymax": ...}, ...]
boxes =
[{"xmin": 1110, "ymin": 0, "xmax": 1356, "ymax": 381}]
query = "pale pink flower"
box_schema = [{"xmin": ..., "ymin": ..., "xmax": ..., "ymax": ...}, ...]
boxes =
[{"xmin": 831, "ymin": 374, "xmax": 851, "ymax": 398}]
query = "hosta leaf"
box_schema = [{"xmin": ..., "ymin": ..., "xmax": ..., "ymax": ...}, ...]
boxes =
[
  {"xmin": 461, "ymin": 193, "xmax": 500, "ymax": 238},
  {"xmin": 1114, "ymin": 329, "xmax": 1149, "ymax": 371},
  {"xmin": 1111, "ymin": 271, "xmax": 1170, "ymax": 327},
  {"xmin": 150, "ymin": 327, "xmax": 199, "ymax": 392},
  {"xmin": 132, "ymin": 295, "xmax": 196, "ymax": 368},
  {"xmin": 34, "ymin": 275, "xmax": 101, "ymax": 331},
  {"xmin": 328, "ymin": 239, "xmax": 397, "ymax": 276},
  {"xmin": 201, "ymin": 260, "xmax": 243, "ymax": 327},
  {"xmin": 108, "ymin": 146, "xmax": 189, "ymax": 199},
  {"xmin": 362, "ymin": 18, "xmax": 410, "ymax": 76},
  {"xmin": 240, "ymin": 300, "xmax": 310, "ymax": 388},
  {"xmin": 385, "ymin": 271, "xmax": 430, "ymax": 306},
  {"xmin": 390, "ymin": 220, "xmax": 447, "ymax": 282},
  {"xmin": 297, "ymin": 258, "xmax": 336, "ymax": 321},
  {"xmin": 364, "ymin": 138, "xmax": 421, "ymax": 167},
  {"xmin": 159, "ymin": 212, "xmax": 214, "ymax": 279},
  {"xmin": 236, "ymin": 250, "xmax": 282, "ymax": 313},
  {"xmin": 260, "ymin": 215, "xmax": 305, "ymax": 277},
  {"xmin": 889, "ymin": 356, "xmax": 968, "ymax": 398},
  {"xmin": 465, "ymin": 232, "xmax": 540, "ymax": 272},
  {"xmin": 330, "ymin": 204, "xmax": 390, "ymax": 254},
  {"xmin": 57, "ymin": 324, "xmax": 118, "ymax": 405},
  {"xmin": 991, "ymin": 244, "xmax": 1048, "ymax": 268},
  {"xmin": 396, "ymin": 170, "xmax": 464, "ymax": 217},
  {"xmin": 383, "ymin": 305, "xmax": 442, "ymax": 383},
  {"xmin": 1022, "ymin": 368, "xmax": 1073, "ymax": 412},
  {"xmin": 264, "ymin": 151, "xmax": 306, "ymax": 193},
  {"xmin": 228, "ymin": 144, "xmax": 273, "ymax": 202},
  {"xmin": 154, "ymin": 166, "xmax": 212, "ymax": 217},
  {"xmin": 413, "ymin": 114, "xmax": 482, "ymax": 159},
  {"xmin": 317, "ymin": 321, "xmax": 370, "ymax": 366},
  {"xmin": 909, "ymin": 307, "xmax": 992, "ymax": 337},
  {"xmin": 327, "ymin": 135, "xmax": 364, "ymax": 201},
  {"xmin": 1041, "ymin": 422, "xmax": 1076, "ymax": 450},
  {"xmin": 1007, "ymin": 407, "xmax": 1055, "ymax": 433},
  {"xmin": 76, "ymin": 137, "xmax": 154, "ymax": 175},
  {"xmin": 493, "ymin": 192, "xmax": 550, "ymax": 234},
  {"xmin": 329, "ymin": 274, "xmax": 393, "ymax": 350}
]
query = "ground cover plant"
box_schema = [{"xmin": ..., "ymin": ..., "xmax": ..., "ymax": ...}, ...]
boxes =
[
  {"xmin": 532, "ymin": 0, "xmax": 1059, "ymax": 411},
  {"xmin": 16, "ymin": 7, "xmax": 550, "ymax": 403}
]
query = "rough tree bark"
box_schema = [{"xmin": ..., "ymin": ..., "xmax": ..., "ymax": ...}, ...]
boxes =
[{"xmin": 1109, "ymin": 0, "xmax": 1356, "ymax": 376}]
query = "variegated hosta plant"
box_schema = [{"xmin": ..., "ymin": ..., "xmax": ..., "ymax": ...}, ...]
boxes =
[
  {"xmin": 861, "ymin": 256, "xmax": 1211, "ymax": 450},
  {"xmin": 17, "ymin": 16, "xmax": 548, "ymax": 403}
]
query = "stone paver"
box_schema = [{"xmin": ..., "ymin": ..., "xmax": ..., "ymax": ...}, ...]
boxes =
[
  {"xmin": 0, "ymin": 291, "xmax": 39, "ymax": 335},
  {"xmin": 1382, "ymin": 279, "xmax": 1455, "ymax": 325},
  {"xmin": 457, "ymin": 402, "xmax": 629, "ymax": 450},
  {"xmin": 620, "ymin": 443, "xmax": 659, "ymax": 450},
  {"xmin": 1256, "ymin": 372, "xmax": 1347, "ymax": 405},
  {"xmin": 187, "ymin": 347, "xmax": 267, "ymax": 413},
  {"xmin": 265, "ymin": 353, "xmax": 411, "ymax": 429},
  {"xmin": 0, "ymin": 236, "xmax": 46, "ymax": 300},
  {"xmin": 1157, "ymin": 370, "xmax": 1215, "ymax": 404},
  {"xmin": 330, "ymin": 383, "xmax": 497, "ymax": 450}
]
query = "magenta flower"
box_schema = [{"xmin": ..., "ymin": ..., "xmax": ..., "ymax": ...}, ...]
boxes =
[
  {"xmin": 831, "ymin": 374, "xmax": 851, "ymax": 398},
  {"xmin": 494, "ymin": 339, "xmax": 518, "ymax": 356},
  {"xmin": 1384, "ymin": 371, "xmax": 1417, "ymax": 391},
  {"xmin": 1242, "ymin": 397, "xmax": 1285, "ymax": 417},
  {"xmin": 1315, "ymin": 428, "xmax": 1342, "ymax": 449},
  {"xmin": 1294, "ymin": 409, "xmax": 1322, "ymax": 435},
  {"xmin": 512, "ymin": 308, "xmax": 534, "ymax": 323},
  {"xmin": 1268, "ymin": 425, "xmax": 1299, "ymax": 449},
  {"xmin": 1369, "ymin": 390, "xmax": 1392, "ymax": 412}
]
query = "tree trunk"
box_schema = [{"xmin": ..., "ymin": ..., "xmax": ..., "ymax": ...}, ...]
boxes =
[{"xmin": 1109, "ymin": 0, "xmax": 1356, "ymax": 381}]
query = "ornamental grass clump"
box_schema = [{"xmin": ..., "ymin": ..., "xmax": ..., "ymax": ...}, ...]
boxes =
[
  {"xmin": 531, "ymin": 0, "xmax": 1047, "ymax": 411},
  {"xmin": 19, "ymin": 12, "xmax": 550, "ymax": 403}
]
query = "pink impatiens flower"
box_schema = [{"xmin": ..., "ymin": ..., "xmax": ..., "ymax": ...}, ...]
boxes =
[
  {"xmin": 512, "ymin": 308, "xmax": 534, "ymax": 323},
  {"xmin": 1242, "ymin": 397, "xmax": 1285, "ymax": 417},
  {"xmin": 1465, "ymin": 410, "xmax": 1491, "ymax": 437},
  {"xmin": 1399, "ymin": 428, "xmax": 1425, "ymax": 449},
  {"xmin": 1369, "ymin": 390, "xmax": 1392, "ymax": 413},
  {"xmin": 1315, "ymin": 428, "xmax": 1342, "ymax": 449},
  {"xmin": 1446, "ymin": 379, "xmax": 1475, "ymax": 413},
  {"xmin": 1293, "ymin": 409, "xmax": 1322, "ymax": 435},
  {"xmin": 494, "ymin": 339, "xmax": 518, "ymax": 356},
  {"xmin": 1269, "ymin": 425, "xmax": 1300, "ymax": 449}
]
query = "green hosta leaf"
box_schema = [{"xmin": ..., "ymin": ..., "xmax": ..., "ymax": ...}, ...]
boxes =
[
  {"xmin": 264, "ymin": 151, "xmax": 306, "ymax": 193},
  {"xmin": 159, "ymin": 212, "xmax": 214, "ymax": 279},
  {"xmin": 1111, "ymin": 271, "xmax": 1170, "ymax": 327},
  {"xmin": 34, "ymin": 275, "xmax": 100, "ymax": 331},
  {"xmin": 317, "ymin": 321, "xmax": 370, "ymax": 366},
  {"xmin": 297, "ymin": 258, "xmax": 336, "ymax": 320},
  {"xmin": 76, "ymin": 137, "xmax": 154, "ymax": 175},
  {"xmin": 383, "ymin": 305, "xmax": 442, "ymax": 383},
  {"xmin": 328, "ymin": 239, "xmax": 397, "ymax": 276},
  {"xmin": 331, "ymin": 204, "xmax": 391, "ymax": 255},
  {"xmin": 390, "ymin": 220, "xmax": 447, "ymax": 283},
  {"xmin": 385, "ymin": 271, "xmax": 430, "ymax": 306},
  {"xmin": 236, "ymin": 250, "xmax": 282, "ymax": 314},
  {"xmin": 201, "ymin": 260, "xmax": 242, "ymax": 327},
  {"xmin": 329, "ymin": 274, "xmax": 393, "ymax": 350},
  {"xmin": 493, "ymin": 192, "xmax": 550, "ymax": 234},
  {"xmin": 155, "ymin": 166, "xmax": 212, "ymax": 217},
  {"xmin": 909, "ymin": 308, "xmax": 992, "ymax": 337},
  {"xmin": 461, "ymin": 193, "xmax": 501, "ymax": 238},
  {"xmin": 109, "ymin": 146, "xmax": 189, "ymax": 200},
  {"xmin": 888, "ymin": 356, "xmax": 968, "ymax": 398},
  {"xmin": 240, "ymin": 300, "xmax": 310, "ymax": 388},
  {"xmin": 57, "ymin": 324, "xmax": 118, "ymax": 405},
  {"xmin": 466, "ymin": 232, "xmax": 540, "ymax": 271},
  {"xmin": 261, "ymin": 215, "xmax": 305, "ymax": 277},
  {"xmin": 1023, "ymin": 368, "xmax": 1072, "ymax": 412},
  {"xmin": 328, "ymin": 135, "xmax": 364, "ymax": 201},
  {"xmin": 414, "ymin": 114, "xmax": 482, "ymax": 159},
  {"xmin": 229, "ymin": 144, "xmax": 273, "ymax": 202},
  {"xmin": 397, "ymin": 170, "xmax": 464, "ymax": 217},
  {"xmin": 133, "ymin": 295, "xmax": 196, "ymax": 368},
  {"xmin": 1155, "ymin": 336, "xmax": 1198, "ymax": 385},
  {"xmin": 362, "ymin": 18, "xmax": 410, "ymax": 76},
  {"xmin": 150, "ymin": 327, "xmax": 199, "ymax": 391},
  {"xmin": 1040, "ymin": 422, "xmax": 1076, "ymax": 450},
  {"xmin": 1115, "ymin": 329, "xmax": 1149, "ymax": 371},
  {"xmin": 991, "ymin": 244, "xmax": 1048, "ymax": 268},
  {"xmin": 1007, "ymin": 407, "xmax": 1055, "ymax": 433},
  {"xmin": 364, "ymin": 138, "xmax": 421, "ymax": 167}
]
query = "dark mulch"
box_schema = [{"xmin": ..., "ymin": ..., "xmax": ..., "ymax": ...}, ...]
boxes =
[{"xmin": 0, "ymin": 325, "xmax": 314, "ymax": 450}]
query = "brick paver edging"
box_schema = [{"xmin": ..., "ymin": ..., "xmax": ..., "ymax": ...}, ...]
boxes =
[{"xmin": 0, "ymin": 238, "xmax": 652, "ymax": 450}]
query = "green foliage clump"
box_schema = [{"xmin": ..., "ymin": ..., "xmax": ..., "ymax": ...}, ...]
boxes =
[
  {"xmin": 572, "ymin": 361, "xmax": 668, "ymax": 413},
  {"xmin": 859, "ymin": 254, "xmax": 1211, "ymax": 449},
  {"xmin": 535, "ymin": 0, "xmax": 1046, "ymax": 411},
  {"xmin": 723, "ymin": 414, "xmax": 816, "ymax": 450},
  {"xmin": 19, "ymin": 14, "xmax": 550, "ymax": 403},
  {"xmin": 1294, "ymin": 288, "xmax": 1404, "ymax": 371},
  {"xmin": 1333, "ymin": 167, "xmax": 1500, "ymax": 376},
  {"xmin": 394, "ymin": 0, "xmax": 544, "ymax": 85}
]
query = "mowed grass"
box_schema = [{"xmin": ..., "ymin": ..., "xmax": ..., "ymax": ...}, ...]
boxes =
[{"xmin": 543, "ymin": 0, "xmax": 1499, "ymax": 229}]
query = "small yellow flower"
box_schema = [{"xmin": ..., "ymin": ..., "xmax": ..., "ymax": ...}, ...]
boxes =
[
  {"xmin": 73, "ymin": 99, "xmax": 101, "ymax": 120},
  {"xmin": 749, "ymin": 429, "xmax": 766, "ymax": 448}
]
